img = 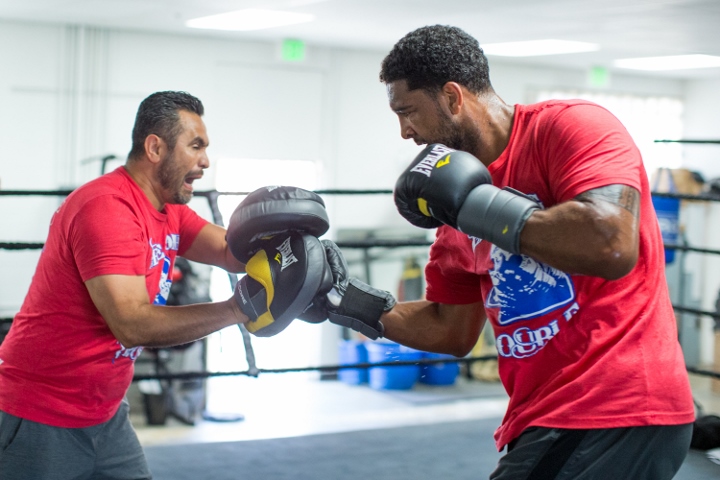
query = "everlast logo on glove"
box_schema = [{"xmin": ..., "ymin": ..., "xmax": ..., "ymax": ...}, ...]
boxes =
[
  {"xmin": 410, "ymin": 144, "xmax": 455, "ymax": 177},
  {"xmin": 274, "ymin": 236, "xmax": 299, "ymax": 271}
]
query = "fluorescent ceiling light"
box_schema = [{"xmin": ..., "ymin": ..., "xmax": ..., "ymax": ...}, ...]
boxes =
[
  {"xmin": 614, "ymin": 54, "xmax": 720, "ymax": 71},
  {"xmin": 186, "ymin": 9, "xmax": 314, "ymax": 31},
  {"xmin": 482, "ymin": 39, "xmax": 599, "ymax": 57}
]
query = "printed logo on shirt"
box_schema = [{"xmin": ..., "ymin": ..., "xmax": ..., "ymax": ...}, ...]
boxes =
[
  {"xmin": 486, "ymin": 246, "xmax": 576, "ymax": 326},
  {"xmin": 468, "ymin": 235, "xmax": 482, "ymax": 252},
  {"xmin": 112, "ymin": 341, "xmax": 143, "ymax": 363},
  {"xmin": 152, "ymin": 255, "xmax": 173, "ymax": 305},
  {"xmin": 149, "ymin": 238, "xmax": 163, "ymax": 269},
  {"xmin": 166, "ymin": 234, "xmax": 180, "ymax": 251},
  {"xmin": 496, "ymin": 302, "xmax": 579, "ymax": 359}
]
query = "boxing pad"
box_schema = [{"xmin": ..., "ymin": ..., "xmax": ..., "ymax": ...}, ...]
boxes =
[
  {"xmin": 227, "ymin": 186, "xmax": 330, "ymax": 264},
  {"xmin": 234, "ymin": 232, "xmax": 331, "ymax": 337}
]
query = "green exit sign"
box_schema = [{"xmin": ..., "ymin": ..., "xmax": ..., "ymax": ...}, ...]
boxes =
[
  {"xmin": 588, "ymin": 66, "xmax": 610, "ymax": 88},
  {"xmin": 282, "ymin": 39, "xmax": 306, "ymax": 62}
]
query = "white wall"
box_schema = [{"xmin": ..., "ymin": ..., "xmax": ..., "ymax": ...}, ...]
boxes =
[{"xmin": 1, "ymin": 19, "xmax": 715, "ymax": 365}]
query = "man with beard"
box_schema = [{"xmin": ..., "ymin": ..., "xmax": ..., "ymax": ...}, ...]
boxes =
[
  {"xmin": 308, "ymin": 26, "xmax": 694, "ymax": 479},
  {"xmin": 382, "ymin": 25, "xmax": 694, "ymax": 479},
  {"xmin": 0, "ymin": 91, "xmax": 330, "ymax": 478}
]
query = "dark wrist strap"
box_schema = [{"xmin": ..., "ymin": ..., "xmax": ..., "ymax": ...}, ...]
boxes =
[{"xmin": 327, "ymin": 279, "xmax": 394, "ymax": 340}]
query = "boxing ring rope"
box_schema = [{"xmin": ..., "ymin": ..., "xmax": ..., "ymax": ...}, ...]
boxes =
[
  {"xmin": 2, "ymin": 187, "xmax": 720, "ymax": 383},
  {"xmin": 130, "ymin": 355, "xmax": 502, "ymax": 382}
]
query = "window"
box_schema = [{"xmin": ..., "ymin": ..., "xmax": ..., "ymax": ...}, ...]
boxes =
[
  {"xmin": 205, "ymin": 157, "xmax": 321, "ymax": 415},
  {"xmin": 534, "ymin": 90, "xmax": 684, "ymax": 179}
]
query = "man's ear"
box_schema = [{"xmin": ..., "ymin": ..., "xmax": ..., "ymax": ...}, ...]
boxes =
[
  {"xmin": 144, "ymin": 134, "xmax": 166, "ymax": 164},
  {"xmin": 442, "ymin": 82, "xmax": 464, "ymax": 115}
]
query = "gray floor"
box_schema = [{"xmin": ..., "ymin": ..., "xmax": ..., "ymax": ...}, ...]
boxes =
[
  {"xmin": 132, "ymin": 372, "xmax": 720, "ymax": 478},
  {"xmin": 132, "ymin": 373, "xmax": 510, "ymax": 446}
]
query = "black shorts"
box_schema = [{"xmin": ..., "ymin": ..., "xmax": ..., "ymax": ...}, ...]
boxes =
[{"xmin": 490, "ymin": 423, "xmax": 693, "ymax": 480}]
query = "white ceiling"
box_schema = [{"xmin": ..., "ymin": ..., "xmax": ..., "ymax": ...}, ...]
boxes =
[{"xmin": 1, "ymin": 0, "xmax": 719, "ymax": 79}]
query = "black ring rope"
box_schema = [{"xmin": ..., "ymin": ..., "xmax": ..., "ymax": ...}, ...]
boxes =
[
  {"xmin": 0, "ymin": 189, "xmax": 74, "ymax": 196},
  {"xmin": 0, "ymin": 189, "xmax": 395, "ymax": 197},
  {"xmin": 131, "ymin": 355, "xmax": 499, "ymax": 382},
  {"xmin": 4, "ymin": 187, "xmax": 720, "ymax": 381},
  {"xmin": 0, "ymin": 242, "xmax": 45, "ymax": 250},
  {"xmin": 672, "ymin": 305, "xmax": 720, "ymax": 320},
  {"xmin": 686, "ymin": 366, "xmax": 720, "ymax": 380},
  {"xmin": 664, "ymin": 243, "xmax": 720, "ymax": 256},
  {"xmin": 2, "ymin": 241, "xmax": 710, "ymax": 254},
  {"xmin": 654, "ymin": 139, "xmax": 720, "ymax": 144},
  {"xmin": 3, "ymin": 188, "xmax": 716, "ymax": 200},
  {"xmin": 649, "ymin": 191, "xmax": 720, "ymax": 201}
]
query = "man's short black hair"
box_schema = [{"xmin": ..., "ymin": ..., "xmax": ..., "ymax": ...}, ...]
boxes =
[
  {"xmin": 128, "ymin": 91, "xmax": 204, "ymax": 160},
  {"xmin": 379, "ymin": 25, "xmax": 492, "ymax": 94}
]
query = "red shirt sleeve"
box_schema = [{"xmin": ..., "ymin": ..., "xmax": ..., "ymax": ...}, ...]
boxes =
[
  {"xmin": 425, "ymin": 226, "xmax": 484, "ymax": 305},
  {"xmin": 541, "ymin": 103, "xmax": 644, "ymax": 202},
  {"xmin": 175, "ymin": 205, "xmax": 209, "ymax": 256},
  {"xmin": 70, "ymin": 194, "xmax": 147, "ymax": 281}
]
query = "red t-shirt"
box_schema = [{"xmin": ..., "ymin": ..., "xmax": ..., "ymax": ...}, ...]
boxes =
[
  {"xmin": 425, "ymin": 100, "xmax": 695, "ymax": 451},
  {"xmin": 0, "ymin": 167, "xmax": 208, "ymax": 427}
]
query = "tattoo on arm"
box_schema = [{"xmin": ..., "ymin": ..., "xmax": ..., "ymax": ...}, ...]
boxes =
[{"xmin": 576, "ymin": 185, "xmax": 640, "ymax": 217}]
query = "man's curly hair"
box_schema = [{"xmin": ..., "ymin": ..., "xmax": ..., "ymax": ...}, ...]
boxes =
[{"xmin": 379, "ymin": 25, "xmax": 491, "ymax": 94}]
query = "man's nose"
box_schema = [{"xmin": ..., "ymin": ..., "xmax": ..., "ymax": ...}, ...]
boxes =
[{"xmin": 400, "ymin": 119, "xmax": 415, "ymax": 140}]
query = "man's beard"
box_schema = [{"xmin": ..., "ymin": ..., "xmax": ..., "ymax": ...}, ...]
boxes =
[
  {"xmin": 425, "ymin": 101, "xmax": 476, "ymax": 153},
  {"xmin": 157, "ymin": 151, "xmax": 192, "ymax": 205}
]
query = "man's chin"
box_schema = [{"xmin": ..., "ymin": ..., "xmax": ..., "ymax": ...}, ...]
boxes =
[{"xmin": 171, "ymin": 190, "xmax": 193, "ymax": 205}]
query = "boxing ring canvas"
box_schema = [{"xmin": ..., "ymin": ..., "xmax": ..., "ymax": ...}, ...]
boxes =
[{"xmin": 143, "ymin": 418, "xmax": 718, "ymax": 480}]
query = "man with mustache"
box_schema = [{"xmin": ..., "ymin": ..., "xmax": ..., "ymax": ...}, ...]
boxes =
[{"xmin": 0, "ymin": 91, "xmax": 330, "ymax": 478}]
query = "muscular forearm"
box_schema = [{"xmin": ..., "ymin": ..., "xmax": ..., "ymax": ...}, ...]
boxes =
[
  {"xmin": 108, "ymin": 298, "xmax": 247, "ymax": 349},
  {"xmin": 381, "ymin": 300, "xmax": 485, "ymax": 357},
  {"xmin": 519, "ymin": 198, "xmax": 638, "ymax": 279}
]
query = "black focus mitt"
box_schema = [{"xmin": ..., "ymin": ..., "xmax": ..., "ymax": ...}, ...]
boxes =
[{"xmin": 233, "ymin": 232, "xmax": 332, "ymax": 337}]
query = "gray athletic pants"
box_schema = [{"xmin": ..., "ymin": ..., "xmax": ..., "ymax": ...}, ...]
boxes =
[
  {"xmin": 490, "ymin": 423, "xmax": 693, "ymax": 480},
  {"xmin": 0, "ymin": 399, "xmax": 151, "ymax": 480}
]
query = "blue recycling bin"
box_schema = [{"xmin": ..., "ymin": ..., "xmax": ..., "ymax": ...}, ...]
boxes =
[
  {"xmin": 419, "ymin": 352, "xmax": 460, "ymax": 386},
  {"xmin": 366, "ymin": 342, "xmax": 422, "ymax": 390},
  {"xmin": 652, "ymin": 195, "xmax": 680, "ymax": 264},
  {"xmin": 338, "ymin": 340, "xmax": 368, "ymax": 385}
]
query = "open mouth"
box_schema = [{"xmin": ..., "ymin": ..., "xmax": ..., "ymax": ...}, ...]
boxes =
[{"xmin": 183, "ymin": 173, "xmax": 203, "ymax": 190}]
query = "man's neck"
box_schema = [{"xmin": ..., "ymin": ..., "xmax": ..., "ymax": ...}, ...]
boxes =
[
  {"xmin": 468, "ymin": 92, "xmax": 515, "ymax": 167},
  {"xmin": 123, "ymin": 163, "xmax": 165, "ymax": 211}
]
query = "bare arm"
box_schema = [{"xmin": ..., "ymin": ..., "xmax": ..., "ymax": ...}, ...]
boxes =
[
  {"xmin": 85, "ymin": 274, "xmax": 248, "ymax": 348},
  {"xmin": 182, "ymin": 223, "xmax": 245, "ymax": 273},
  {"xmin": 381, "ymin": 300, "xmax": 487, "ymax": 357},
  {"xmin": 520, "ymin": 184, "xmax": 640, "ymax": 279}
]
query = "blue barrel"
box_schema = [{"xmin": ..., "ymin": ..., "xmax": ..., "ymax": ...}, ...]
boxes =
[
  {"xmin": 366, "ymin": 342, "xmax": 422, "ymax": 390},
  {"xmin": 338, "ymin": 340, "xmax": 368, "ymax": 385},
  {"xmin": 419, "ymin": 352, "xmax": 460, "ymax": 386},
  {"xmin": 652, "ymin": 195, "xmax": 680, "ymax": 264}
]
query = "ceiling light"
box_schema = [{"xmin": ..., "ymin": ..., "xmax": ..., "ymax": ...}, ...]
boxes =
[
  {"xmin": 614, "ymin": 54, "xmax": 720, "ymax": 71},
  {"xmin": 481, "ymin": 39, "xmax": 599, "ymax": 57},
  {"xmin": 186, "ymin": 9, "xmax": 314, "ymax": 31}
]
